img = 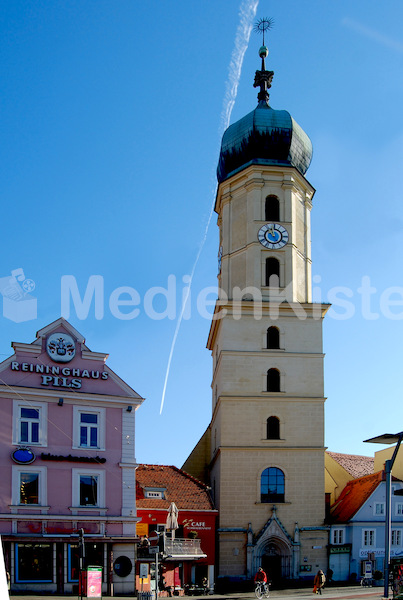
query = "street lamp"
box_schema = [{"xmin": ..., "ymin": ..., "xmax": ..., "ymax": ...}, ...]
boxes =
[{"xmin": 364, "ymin": 431, "xmax": 403, "ymax": 599}]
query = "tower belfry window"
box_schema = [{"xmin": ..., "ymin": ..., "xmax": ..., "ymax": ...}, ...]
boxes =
[
  {"xmin": 265, "ymin": 195, "xmax": 279, "ymax": 221},
  {"xmin": 267, "ymin": 416, "xmax": 280, "ymax": 439},
  {"xmin": 267, "ymin": 326, "xmax": 280, "ymax": 349},
  {"xmin": 265, "ymin": 258, "xmax": 280, "ymax": 286},
  {"xmin": 267, "ymin": 368, "xmax": 280, "ymax": 392}
]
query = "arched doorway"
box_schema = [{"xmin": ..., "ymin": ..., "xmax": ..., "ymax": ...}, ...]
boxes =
[{"xmin": 260, "ymin": 541, "xmax": 291, "ymax": 588}]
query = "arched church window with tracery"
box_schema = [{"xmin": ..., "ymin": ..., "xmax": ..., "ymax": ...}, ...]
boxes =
[
  {"xmin": 267, "ymin": 416, "xmax": 280, "ymax": 439},
  {"xmin": 265, "ymin": 257, "xmax": 279, "ymax": 287},
  {"xmin": 265, "ymin": 195, "xmax": 280, "ymax": 221},
  {"xmin": 267, "ymin": 326, "xmax": 280, "ymax": 349},
  {"xmin": 261, "ymin": 467, "xmax": 285, "ymax": 503},
  {"xmin": 267, "ymin": 368, "xmax": 280, "ymax": 392}
]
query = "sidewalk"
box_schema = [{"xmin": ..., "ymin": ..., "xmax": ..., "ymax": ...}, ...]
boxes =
[{"xmin": 9, "ymin": 585, "xmax": 383, "ymax": 600}]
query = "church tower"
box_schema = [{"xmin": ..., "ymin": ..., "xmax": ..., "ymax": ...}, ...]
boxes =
[{"xmin": 184, "ymin": 25, "xmax": 329, "ymax": 584}]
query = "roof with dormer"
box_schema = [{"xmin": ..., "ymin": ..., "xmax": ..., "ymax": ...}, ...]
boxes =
[{"xmin": 136, "ymin": 464, "xmax": 216, "ymax": 511}]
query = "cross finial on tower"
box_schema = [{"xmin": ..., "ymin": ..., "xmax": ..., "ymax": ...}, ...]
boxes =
[{"xmin": 253, "ymin": 17, "xmax": 274, "ymax": 105}]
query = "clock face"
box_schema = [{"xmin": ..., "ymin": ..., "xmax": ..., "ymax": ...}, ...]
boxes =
[{"xmin": 258, "ymin": 223, "xmax": 289, "ymax": 249}]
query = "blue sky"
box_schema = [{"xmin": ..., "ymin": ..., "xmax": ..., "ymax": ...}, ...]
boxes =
[{"xmin": 1, "ymin": 1, "xmax": 403, "ymax": 466}]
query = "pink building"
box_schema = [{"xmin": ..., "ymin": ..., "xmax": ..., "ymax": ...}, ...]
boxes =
[{"xmin": 0, "ymin": 318, "xmax": 144, "ymax": 595}]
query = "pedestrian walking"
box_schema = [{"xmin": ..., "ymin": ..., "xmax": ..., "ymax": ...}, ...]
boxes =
[{"xmin": 313, "ymin": 570, "xmax": 326, "ymax": 594}]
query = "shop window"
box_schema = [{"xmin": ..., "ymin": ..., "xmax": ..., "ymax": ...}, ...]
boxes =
[
  {"xmin": 267, "ymin": 368, "xmax": 280, "ymax": 392},
  {"xmin": 265, "ymin": 258, "xmax": 280, "ymax": 286},
  {"xmin": 68, "ymin": 542, "xmax": 104, "ymax": 576},
  {"xmin": 72, "ymin": 468, "xmax": 105, "ymax": 508},
  {"xmin": 68, "ymin": 545, "xmax": 80, "ymax": 582},
  {"xmin": 13, "ymin": 400, "xmax": 47, "ymax": 446},
  {"xmin": 267, "ymin": 326, "xmax": 280, "ymax": 349},
  {"xmin": 73, "ymin": 406, "xmax": 105, "ymax": 451},
  {"xmin": 265, "ymin": 196, "xmax": 280, "ymax": 221},
  {"xmin": 260, "ymin": 467, "xmax": 285, "ymax": 503},
  {"xmin": 85, "ymin": 543, "xmax": 104, "ymax": 569},
  {"xmin": 12, "ymin": 466, "xmax": 47, "ymax": 506},
  {"xmin": 16, "ymin": 543, "xmax": 53, "ymax": 582},
  {"xmin": 266, "ymin": 417, "xmax": 280, "ymax": 439}
]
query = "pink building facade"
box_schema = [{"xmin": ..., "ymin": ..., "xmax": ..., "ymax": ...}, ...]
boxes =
[{"xmin": 0, "ymin": 318, "xmax": 144, "ymax": 594}]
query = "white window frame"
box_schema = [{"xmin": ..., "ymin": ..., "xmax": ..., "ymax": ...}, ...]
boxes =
[
  {"xmin": 392, "ymin": 529, "xmax": 402, "ymax": 547},
  {"xmin": 396, "ymin": 503, "xmax": 403, "ymax": 516},
  {"xmin": 12, "ymin": 400, "xmax": 48, "ymax": 447},
  {"xmin": 374, "ymin": 502, "xmax": 385, "ymax": 516},
  {"xmin": 72, "ymin": 406, "xmax": 105, "ymax": 451},
  {"xmin": 72, "ymin": 468, "xmax": 105, "ymax": 508},
  {"xmin": 12, "ymin": 465, "xmax": 47, "ymax": 506},
  {"xmin": 332, "ymin": 528, "xmax": 345, "ymax": 545},
  {"xmin": 363, "ymin": 529, "xmax": 375, "ymax": 547}
]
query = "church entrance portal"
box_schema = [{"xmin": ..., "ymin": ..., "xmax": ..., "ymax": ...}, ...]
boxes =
[
  {"xmin": 262, "ymin": 555, "xmax": 282, "ymax": 587},
  {"xmin": 259, "ymin": 540, "xmax": 291, "ymax": 588}
]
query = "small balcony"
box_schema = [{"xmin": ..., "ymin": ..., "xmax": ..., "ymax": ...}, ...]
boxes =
[{"xmin": 164, "ymin": 538, "xmax": 206, "ymax": 560}]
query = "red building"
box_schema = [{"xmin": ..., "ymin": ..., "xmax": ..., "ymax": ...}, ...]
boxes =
[{"xmin": 136, "ymin": 464, "xmax": 217, "ymax": 594}]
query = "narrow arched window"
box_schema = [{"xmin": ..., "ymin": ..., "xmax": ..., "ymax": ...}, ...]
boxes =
[
  {"xmin": 261, "ymin": 467, "xmax": 285, "ymax": 503},
  {"xmin": 265, "ymin": 196, "xmax": 280, "ymax": 221},
  {"xmin": 267, "ymin": 326, "xmax": 280, "ymax": 349},
  {"xmin": 265, "ymin": 258, "xmax": 279, "ymax": 286},
  {"xmin": 267, "ymin": 368, "xmax": 280, "ymax": 392},
  {"xmin": 267, "ymin": 416, "xmax": 280, "ymax": 439}
]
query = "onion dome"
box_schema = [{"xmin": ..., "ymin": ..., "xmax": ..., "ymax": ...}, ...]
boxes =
[{"xmin": 217, "ymin": 41, "xmax": 312, "ymax": 183}]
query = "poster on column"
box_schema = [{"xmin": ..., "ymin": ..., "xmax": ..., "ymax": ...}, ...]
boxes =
[{"xmin": 0, "ymin": 536, "xmax": 10, "ymax": 598}]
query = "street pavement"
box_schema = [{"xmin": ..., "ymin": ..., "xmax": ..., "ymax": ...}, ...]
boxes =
[{"xmin": 8, "ymin": 585, "xmax": 384, "ymax": 600}]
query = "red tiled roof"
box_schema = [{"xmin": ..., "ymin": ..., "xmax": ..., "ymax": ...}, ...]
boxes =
[
  {"xmin": 330, "ymin": 471, "xmax": 383, "ymax": 523},
  {"xmin": 136, "ymin": 464, "xmax": 215, "ymax": 511},
  {"xmin": 327, "ymin": 451, "xmax": 374, "ymax": 478}
]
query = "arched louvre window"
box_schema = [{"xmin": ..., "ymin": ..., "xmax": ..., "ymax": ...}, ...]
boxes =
[
  {"xmin": 265, "ymin": 195, "xmax": 280, "ymax": 221},
  {"xmin": 267, "ymin": 416, "xmax": 280, "ymax": 439},
  {"xmin": 265, "ymin": 257, "xmax": 279, "ymax": 286},
  {"xmin": 267, "ymin": 326, "xmax": 280, "ymax": 349},
  {"xmin": 261, "ymin": 467, "xmax": 285, "ymax": 503},
  {"xmin": 267, "ymin": 368, "xmax": 280, "ymax": 392}
]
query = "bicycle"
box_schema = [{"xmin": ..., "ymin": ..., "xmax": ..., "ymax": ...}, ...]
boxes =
[
  {"xmin": 360, "ymin": 577, "xmax": 373, "ymax": 587},
  {"xmin": 255, "ymin": 581, "xmax": 270, "ymax": 599}
]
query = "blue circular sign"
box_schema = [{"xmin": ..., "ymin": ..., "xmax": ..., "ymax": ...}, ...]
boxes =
[{"xmin": 12, "ymin": 448, "xmax": 35, "ymax": 464}]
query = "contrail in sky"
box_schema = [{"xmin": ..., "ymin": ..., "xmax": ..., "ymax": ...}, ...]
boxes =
[
  {"xmin": 342, "ymin": 18, "xmax": 403, "ymax": 54},
  {"xmin": 160, "ymin": 0, "xmax": 259, "ymax": 414}
]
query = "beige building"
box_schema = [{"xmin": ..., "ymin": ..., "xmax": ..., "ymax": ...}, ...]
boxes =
[{"xmin": 184, "ymin": 42, "xmax": 330, "ymax": 584}]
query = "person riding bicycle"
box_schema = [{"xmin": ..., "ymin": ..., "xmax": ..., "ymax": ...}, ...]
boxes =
[
  {"xmin": 255, "ymin": 567, "xmax": 267, "ymax": 584},
  {"xmin": 254, "ymin": 568, "xmax": 269, "ymax": 598},
  {"xmin": 255, "ymin": 568, "xmax": 269, "ymax": 587}
]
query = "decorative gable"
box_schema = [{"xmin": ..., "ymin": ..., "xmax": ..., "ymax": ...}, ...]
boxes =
[{"xmin": 0, "ymin": 317, "xmax": 143, "ymax": 401}]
